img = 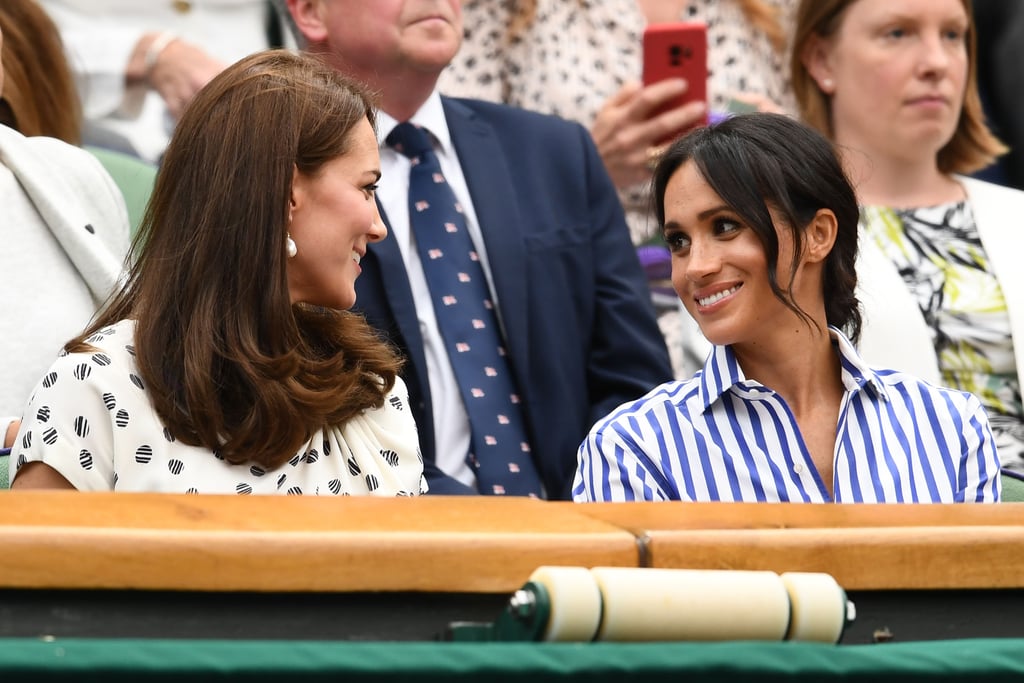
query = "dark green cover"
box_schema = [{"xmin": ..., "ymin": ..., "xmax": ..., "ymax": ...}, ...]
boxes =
[{"xmin": 1, "ymin": 638, "xmax": 1023, "ymax": 682}]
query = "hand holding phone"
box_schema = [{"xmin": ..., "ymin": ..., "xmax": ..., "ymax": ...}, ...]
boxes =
[{"xmin": 642, "ymin": 22, "xmax": 708, "ymax": 128}]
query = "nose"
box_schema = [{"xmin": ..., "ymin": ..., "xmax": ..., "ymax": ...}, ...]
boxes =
[
  {"xmin": 368, "ymin": 204, "xmax": 388, "ymax": 243},
  {"xmin": 917, "ymin": 31, "xmax": 952, "ymax": 77},
  {"xmin": 683, "ymin": 236, "xmax": 722, "ymax": 283}
]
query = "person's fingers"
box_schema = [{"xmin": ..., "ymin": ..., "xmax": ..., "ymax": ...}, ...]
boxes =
[
  {"xmin": 624, "ymin": 78, "xmax": 689, "ymax": 120},
  {"xmin": 606, "ymin": 80, "xmax": 644, "ymax": 107},
  {"xmin": 623, "ymin": 100, "xmax": 707, "ymax": 150}
]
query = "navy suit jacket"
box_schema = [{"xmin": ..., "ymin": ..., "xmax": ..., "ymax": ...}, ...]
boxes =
[{"xmin": 354, "ymin": 97, "xmax": 672, "ymax": 499}]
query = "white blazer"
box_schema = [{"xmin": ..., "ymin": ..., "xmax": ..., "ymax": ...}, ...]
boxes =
[{"xmin": 857, "ymin": 176, "xmax": 1024, "ymax": 385}]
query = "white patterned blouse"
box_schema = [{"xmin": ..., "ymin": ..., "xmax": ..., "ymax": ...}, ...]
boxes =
[{"xmin": 10, "ymin": 320, "xmax": 427, "ymax": 495}]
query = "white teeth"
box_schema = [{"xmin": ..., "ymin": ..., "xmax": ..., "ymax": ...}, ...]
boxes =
[
  {"xmin": 697, "ymin": 285, "xmax": 740, "ymax": 307},
  {"xmin": 352, "ymin": 252, "xmax": 361, "ymax": 265}
]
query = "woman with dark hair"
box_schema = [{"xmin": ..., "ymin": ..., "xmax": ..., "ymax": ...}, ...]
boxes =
[
  {"xmin": 10, "ymin": 50, "xmax": 425, "ymax": 496},
  {"xmin": 793, "ymin": 0, "xmax": 1024, "ymax": 474},
  {"xmin": 574, "ymin": 113, "xmax": 999, "ymax": 503}
]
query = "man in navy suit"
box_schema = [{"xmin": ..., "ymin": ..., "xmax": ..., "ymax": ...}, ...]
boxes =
[{"xmin": 285, "ymin": 0, "xmax": 671, "ymax": 498}]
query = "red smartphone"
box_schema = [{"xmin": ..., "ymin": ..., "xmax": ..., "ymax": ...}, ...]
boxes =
[{"xmin": 642, "ymin": 22, "xmax": 708, "ymax": 128}]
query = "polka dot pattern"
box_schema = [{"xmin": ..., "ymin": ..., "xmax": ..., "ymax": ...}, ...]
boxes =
[{"xmin": 9, "ymin": 320, "xmax": 428, "ymax": 495}]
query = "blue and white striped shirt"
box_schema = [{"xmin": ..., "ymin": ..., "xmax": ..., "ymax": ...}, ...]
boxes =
[{"xmin": 574, "ymin": 329, "xmax": 1001, "ymax": 503}]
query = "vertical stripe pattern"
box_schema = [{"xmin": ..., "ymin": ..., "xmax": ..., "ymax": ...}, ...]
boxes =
[{"xmin": 573, "ymin": 329, "xmax": 1001, "ymax": 503}]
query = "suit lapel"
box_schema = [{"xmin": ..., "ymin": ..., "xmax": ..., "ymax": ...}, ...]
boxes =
[{"xmin": 442, "ymin": 98, "xmax": 531, "ymax": 382}]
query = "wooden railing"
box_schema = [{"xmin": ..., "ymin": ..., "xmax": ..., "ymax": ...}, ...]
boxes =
[{"xmin": 0, "ymin": 491, "xmax": 1021, "ymax": 592}]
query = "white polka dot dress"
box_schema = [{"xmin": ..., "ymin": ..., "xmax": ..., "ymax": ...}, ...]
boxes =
[{"xmin": 10, "ymin": 320, "xmax": 427, "ymax": 495}]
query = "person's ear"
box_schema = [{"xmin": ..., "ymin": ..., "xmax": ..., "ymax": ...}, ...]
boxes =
[
  {"xmin": 289, "ymin": 164, "xmax": 305, "ymax": 219},
  {"xmin": 804, "ymin": 209, "xmax": 838, "ymax": 264},
  {"xmin": 801, "ymin": 34, "xmax": 837, "ymax": 95},
  {"xmin": 287, "ymin": 0, "xmax": 329, "ymax": 45}
]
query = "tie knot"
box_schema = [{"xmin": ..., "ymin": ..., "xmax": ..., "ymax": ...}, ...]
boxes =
[{"xmin": 387, "ymin": 122, "xmax": 434, "ymax": 159}]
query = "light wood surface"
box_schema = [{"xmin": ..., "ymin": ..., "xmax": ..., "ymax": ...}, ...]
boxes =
[
  {"xmin": 566, "ymin": 501, "xmax": 1024, "ymax": 532},
  {"xmin": 569, "ymin": 502, "xmax": 1024, "ymax": 589},
  {"xmin": 1, "ymin": 493, "xmax": 1021, "ymax": 592},
  {"xmin": 0, "ymin": 493, "xmax": 638, "ymax": 592},
  {"xmin": 643, "ymin": 526, "xmax": 1024, "ymax": 589}
]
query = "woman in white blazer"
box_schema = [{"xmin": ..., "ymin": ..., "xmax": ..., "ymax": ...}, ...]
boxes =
[{"xmin": 792, "ymin": 0, "xmax": 1024, "ymax": 471}]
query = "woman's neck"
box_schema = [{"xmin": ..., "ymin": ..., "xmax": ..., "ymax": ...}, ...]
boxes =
[
  {"xmin": 838, "ymin": 144, "xmax": 965, "ymax": 208},
  {"xmin": 732, "ymin": 322, "xmax": 843, "ymax": 418}
]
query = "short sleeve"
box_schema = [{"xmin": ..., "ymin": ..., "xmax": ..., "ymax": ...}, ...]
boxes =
[{"xmin": 10, "ymin": 329, "xmax": 135, "ymax": 491}]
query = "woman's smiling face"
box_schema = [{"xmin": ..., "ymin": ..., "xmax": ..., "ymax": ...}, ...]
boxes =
[{"xmin": 664, "ymin": 160, "xmax": 820, "ymax": 349}]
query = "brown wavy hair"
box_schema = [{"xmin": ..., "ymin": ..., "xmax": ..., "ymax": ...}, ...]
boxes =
[
  {"xmin": 68, "ymin": 49, "xmax": 402, "ymax": 469},
  {"xmin": 0, "ymin": 0, "xmax": 82, "ymax": 143},
  {"xmin": 791, "ymin": 0, "xmax": 1006, "ymax": 175}
]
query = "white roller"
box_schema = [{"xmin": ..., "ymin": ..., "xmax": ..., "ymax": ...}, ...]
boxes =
[
  {"xmin": 781, "ymin": 572, "xmax": 848, "ymax": 643},
  {"xmin": 528, "ymin": 566, "xmax": 603, "ymax": 642},
  {"xmin": 589, "ymin": 567, "xmax": 791, "ymax": 642}
]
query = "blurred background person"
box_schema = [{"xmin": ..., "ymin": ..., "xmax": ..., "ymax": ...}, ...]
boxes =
[
  {"xmin": 0, "ymin": 0, "xmax": 155, "ymax": 235},
  {"xmin": 10, "ymin": 50, "xmax": 425, "ymax": 495},
  {"xmin": 439, "ymin": 0, "xmax": 796, "ymax": 376},
  {"xmin": 0, "ymin": 0, "xmax": 80, "ymax": 143},
  {"xmin": 0, "ymin": 15, "xmax": 130, "ymax": 451},
  {"xmin": 38, "ymin": 0, "xmax": 292, "ymax": 164},
  {"xmin": 792, "ymin": 0, "xmax": 1024, "ymax": 472}
]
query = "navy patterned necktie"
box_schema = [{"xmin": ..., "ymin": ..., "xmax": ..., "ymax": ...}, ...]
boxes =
[{"xmin": 387, "ymin": 122, "xmax": 543, "ymax": 497}]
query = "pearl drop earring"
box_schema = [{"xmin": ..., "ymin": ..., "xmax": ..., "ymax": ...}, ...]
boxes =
[
  {"xmin": 822, "ymin": 78, "xmax": 835, "ymax": 92},
  {"xmin": 286, "ymin": 233, "xmax": 297, "ymax": 258}
]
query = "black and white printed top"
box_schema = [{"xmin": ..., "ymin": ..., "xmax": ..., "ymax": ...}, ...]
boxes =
[{"xmin": 10, "ymin": 320, "xmax": 427, "ymax": 496}]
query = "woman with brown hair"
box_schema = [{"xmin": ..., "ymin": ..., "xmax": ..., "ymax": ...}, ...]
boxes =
[
  {"xmin": 0, "ymin": 0, "xmax": 81, "ymax": 142},
  {"xmin": 9, "ymin": 50, "xmax": 425, "ymax": 495},
  {"xmin": 792, "ymin": 0, "xmax": 1024, "ymax": 473}
]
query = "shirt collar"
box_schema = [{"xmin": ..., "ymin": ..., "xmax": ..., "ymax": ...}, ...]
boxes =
[
  {"xmin": 697, "ymin": 326, "xmax": 890, "ymax": 412},
  {"xmin": 376, "ymin": 90, "xmax": 453, "ymax": 154}
]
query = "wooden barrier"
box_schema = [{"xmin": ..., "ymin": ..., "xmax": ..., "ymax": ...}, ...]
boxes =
[
  {"xmin": 569, "ymin": 502, "xmax": 1024, "ymax": 589},
  {"xmin": 1, "ymin": 493, "xmax": 1023, "ymax": 643},
  {"xmin": 0, "ymin": 492, "xmax": 638, "ymax": 592},
  {"xmin": 2, "ymin": 493, "xmax": 1023, "ymax": 592}
]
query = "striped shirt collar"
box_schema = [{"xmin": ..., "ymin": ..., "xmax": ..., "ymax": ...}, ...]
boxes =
[{"xmin": 696, "ymin": 327, "xmax": 889, "ymax": 412}]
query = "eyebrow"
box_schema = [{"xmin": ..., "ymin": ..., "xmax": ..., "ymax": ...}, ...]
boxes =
[
  {"xmin": 663, "ymin": 204, "xmax": 734, "ymax": 232},
  {"xmin": 697, "ymin": 204, "xmax": 733, "ymax": 220}
]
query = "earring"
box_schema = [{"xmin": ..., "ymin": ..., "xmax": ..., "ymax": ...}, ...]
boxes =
[
  {"xmin": 821, "ymin": 77, "xmax": 835, "ymax": 93},
  {"xmin": 286, "ymin": 233, "xmax": 297, "ymax": 258}
]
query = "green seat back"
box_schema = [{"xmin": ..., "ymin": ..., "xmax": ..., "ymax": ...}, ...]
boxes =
[
  {"xmin": 1001, "ymin": 472, "xmax": 1024, "ymax": 502},
  {"xmin": 86, "ymin": 146, "xmax": 157, "ymax": 239}
]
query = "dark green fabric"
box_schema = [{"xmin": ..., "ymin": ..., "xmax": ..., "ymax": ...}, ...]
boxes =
[{"xmin": 1, "ymin": 638, "xmax": 1023, "ymax": 682}]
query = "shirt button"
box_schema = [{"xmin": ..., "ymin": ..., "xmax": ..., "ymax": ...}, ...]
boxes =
[{"xmin": 794, "ymin": 464, "xmax": 804, "ymax": 474}]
